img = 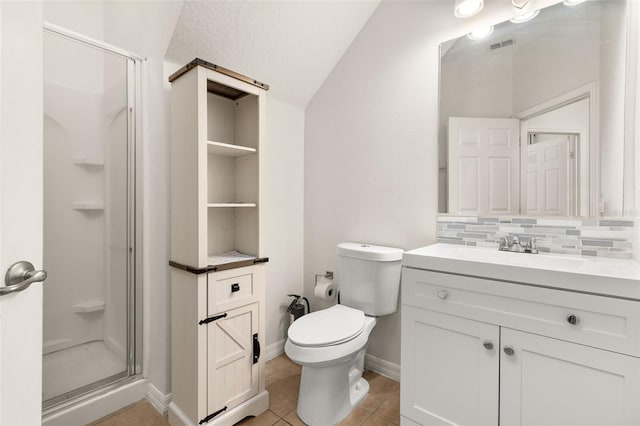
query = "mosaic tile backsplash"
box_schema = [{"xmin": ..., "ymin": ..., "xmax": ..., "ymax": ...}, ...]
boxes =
[{"xmin": 437, "ymin": 215, "xmax": 637, "ymax": 259}]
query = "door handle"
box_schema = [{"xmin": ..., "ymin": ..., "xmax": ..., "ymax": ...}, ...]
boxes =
[{"xmin": 1, "ymin": 261, "xmax": 47, "ymax": 296}]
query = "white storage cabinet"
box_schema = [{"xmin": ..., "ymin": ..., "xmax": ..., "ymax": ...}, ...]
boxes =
[{"xmin": 168, "ymin": 59, "xmax": 269, "ymax": 426}]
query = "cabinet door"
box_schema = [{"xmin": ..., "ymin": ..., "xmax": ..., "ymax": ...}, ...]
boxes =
[
  {"xmin": 500, "ymin": 328, "xmax": 640, "ymax": 426},
  {"xmin": 207, "ymin": 303, "xmax": 259, "ymax": 416},
  {"xmin": 401, "ymin": 306, "xmax": 499, "ymax": 425}
]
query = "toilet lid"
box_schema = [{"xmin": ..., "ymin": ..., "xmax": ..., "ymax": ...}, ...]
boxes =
[{"xmin": 288, "ymin": 305, "xmax": 365, "ymax": 347}]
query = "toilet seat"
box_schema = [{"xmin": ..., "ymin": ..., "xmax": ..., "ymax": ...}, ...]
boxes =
[{"xmin": 288, "ymin": 304, "xmax": 365, "ymax": 347}]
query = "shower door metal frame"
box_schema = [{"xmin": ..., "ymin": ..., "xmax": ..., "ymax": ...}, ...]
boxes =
[{"xmin": 42, "ymin": 22, "xmax": 144, "ymax": 412}]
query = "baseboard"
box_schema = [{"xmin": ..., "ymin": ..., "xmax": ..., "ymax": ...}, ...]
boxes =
[
  {"xmin": 146, "ymin": 382, "xmax": 172, "ymax": 416},
  {"xmin": 168, "ymin": 401, "xmax": 194, "ymax": 426},
  {"xmin": 364, "ymin": 353, "xmax": 400, "ymax": 382},
  {"xmin": 265, "ymin": 339, "xmax": 285, "ymax": 360}
]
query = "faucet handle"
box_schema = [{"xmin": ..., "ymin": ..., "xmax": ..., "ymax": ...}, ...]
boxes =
[
  {"xmin": 526, "ymin": 237, "xmax": 538, "ymax": 254},
  {"xmin": 498, "ymin": 236, "xmax": 510, "ymax": 251}
]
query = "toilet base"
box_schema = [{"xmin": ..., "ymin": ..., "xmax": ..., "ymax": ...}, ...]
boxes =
[{"xmin": 296, "ymin": 357, "xmax": 369, "ymax": 426}]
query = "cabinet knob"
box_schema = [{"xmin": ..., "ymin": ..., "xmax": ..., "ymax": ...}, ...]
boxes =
[
  {"xmin": 437, "ymin": 290, "xmax": 448, "ymax": 300},
  {"xmin": 567, "ymin": 314, "xmax": 580, "ymax": 325},
  {"xmin": 483, "ymin": 340, "xmax": 494, "ymax": 350},
  {"xmin": 503, "ymin": 345, "xmax": 515, "ymax": 356}
]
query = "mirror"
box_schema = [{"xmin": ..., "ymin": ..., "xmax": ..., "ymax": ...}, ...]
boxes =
[{"xmin": 439, "ymin": 0, "xmax": 630, "ymax": 217}]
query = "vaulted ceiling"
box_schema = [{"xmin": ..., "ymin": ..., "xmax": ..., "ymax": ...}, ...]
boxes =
[{"xmin": 165, "ymin": 0, "xmax": 381, "ymax": 107}]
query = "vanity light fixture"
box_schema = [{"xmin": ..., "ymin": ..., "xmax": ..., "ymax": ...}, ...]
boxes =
[
  {"xmin": 467, "ymin": 25, "xmax": 494, "ymax": 40},
  {"xmin": 563, "ymin": 0, "xmax": 587, "ymax": 6},
  {"xmin": 454, "ymin": 0, "xmax": 484, "ymax": 18},
  {"xmin": 510, "ymin": 9, "xmax": 540, "ymax": 23}
]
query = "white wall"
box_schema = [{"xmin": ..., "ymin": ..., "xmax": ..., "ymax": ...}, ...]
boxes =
[
  {"xmin": 263, "ymin": 96, "xmax": 305, "ymax": 352},
  {"xmin": 304, "ymin": 0, "xmax": 559, "ymax": 366}
]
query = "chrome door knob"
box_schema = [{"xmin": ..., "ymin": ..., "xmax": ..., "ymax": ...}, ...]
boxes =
[
  {"xmin": 503, "ymin": 345, "xmax": 515, "ymax": 356},
  {"xmin": 1, "ymin": 261, "xmax": 47, "ymax": 296},
  {"xmin": 567, "ymin": 314, "xmax": 580, "ymax": 325},
  {"xmin": 483, "ymin": 340, "xmax": 494, "ymax": 350},
  {"xmin": 437, "ymin": 290, "xmax": 448, "ymax": 300}
]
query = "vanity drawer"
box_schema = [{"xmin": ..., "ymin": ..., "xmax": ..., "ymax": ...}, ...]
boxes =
[
  {"xmin": 208, "ymin": 267, "xmax": 256, "ymax": 314},
  {"xmin": 403, "ymin": 268, "xmax": 640, "ymax": 357}
]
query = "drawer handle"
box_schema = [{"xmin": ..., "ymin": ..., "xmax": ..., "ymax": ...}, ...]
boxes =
[
  {"xmin": 483, "ymin": 340, "xmax": 494, "ymax": 350},
  {"xmin": 567, "ymin": 314, "xmax": 580, "ymax": 325},
  {"xmin": 503, "ymin": 345, "xmax": 515, "ymax": 356},
  {"xmin": 437, "ymin": 290, "xmax": 448, "ymax": 300},
  {"xmin": 231, "ymin": 283, "xmax": 240, "ymax": 293}
]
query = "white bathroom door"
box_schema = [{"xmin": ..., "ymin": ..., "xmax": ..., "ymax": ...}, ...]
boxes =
[
  {"xmin": 0, "ymin": 1, "xmax": 45, "ymax": 425},
  {"xmin": 524, "ymin": 134, "xmax": 575, "ymax": 216},
  {"xmin": 448, "ymin": 117, "xmax": 520, "ymax": 215}
]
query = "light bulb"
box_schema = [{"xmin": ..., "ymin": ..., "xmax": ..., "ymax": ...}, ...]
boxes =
[
  {"xmin": 455, "ymin": 0, "xmax": 484, "ymax": 18},
  {"xmin": 467, "ymin": 25, "xmax": 494, "ymax": 40}
]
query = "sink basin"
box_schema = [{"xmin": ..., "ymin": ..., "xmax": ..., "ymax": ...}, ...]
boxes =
[{"xmin": 426, "ymin": 244, "xmax": 588, "ymax": 271}]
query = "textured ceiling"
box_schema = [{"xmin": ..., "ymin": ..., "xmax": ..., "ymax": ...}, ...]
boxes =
[{"xmin": 165, "ymin": 0, "xmax": 380, "ymax": 107}]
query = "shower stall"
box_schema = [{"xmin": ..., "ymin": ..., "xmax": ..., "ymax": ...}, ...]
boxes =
[{"xmin": 42, "ymin": 24, "xmax": 142, "ymax": 410}]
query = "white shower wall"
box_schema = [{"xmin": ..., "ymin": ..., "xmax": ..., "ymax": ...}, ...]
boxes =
[{"xmin": 43, "ymin": 32, "xmax": 128, "ymax": 369}]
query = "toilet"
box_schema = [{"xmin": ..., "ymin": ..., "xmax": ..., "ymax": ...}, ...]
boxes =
[{"xmin": 285, "ymin": 242, "xmax": 403, "ymax": 425}]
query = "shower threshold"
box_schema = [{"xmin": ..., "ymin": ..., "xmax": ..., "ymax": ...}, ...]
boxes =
[{"xmin": 43, "ymin": 340, "xmax": 127, "ymax": 408}]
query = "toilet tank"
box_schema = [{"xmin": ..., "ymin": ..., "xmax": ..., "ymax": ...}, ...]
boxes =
[{"xmin": 336, "ymin": 242, "xmax": 403, "ymax": 316}]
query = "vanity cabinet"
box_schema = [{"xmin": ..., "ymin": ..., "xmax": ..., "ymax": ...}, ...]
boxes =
[
  {"xmin": 168, "ymin": 59, "xmax": 269, "ymax": 426},
  {"xmin": 401, "ymin": 265, "xmax": 640, "ymax": 426},
  {"xmin": 402, "ymin": 306, "xmax": 499, "ymax": 425}
]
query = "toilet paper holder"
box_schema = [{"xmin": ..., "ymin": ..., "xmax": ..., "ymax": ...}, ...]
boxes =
[{"xmin": 314, "ymin": 271, "xmax": 334, "ymax": 285}]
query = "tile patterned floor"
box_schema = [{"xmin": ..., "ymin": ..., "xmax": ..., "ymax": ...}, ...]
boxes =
[
  {"xmin": 90, "ymin": 354, "xmax": 399, "ymax": 426},
  {"xmin": 88, "ymin": 400, "xmax": 168, "ymax": 426}
]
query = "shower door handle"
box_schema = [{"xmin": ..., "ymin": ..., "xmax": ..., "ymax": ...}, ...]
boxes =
[{"xmin": 1, "ymin": 261, "xmax": 47, "ymax": 296}]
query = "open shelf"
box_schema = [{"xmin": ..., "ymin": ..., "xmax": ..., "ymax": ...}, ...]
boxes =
[
  {"xmin": 208, "ymin": 250, "xmax": 257, "ymax": 267},
  {"xmin": 207, "ymin": 141, "xmax": 256, "ymax": 157},
  {"xmin": 207, "ymin": 203, "xmax": 256, "ymax": 208}
]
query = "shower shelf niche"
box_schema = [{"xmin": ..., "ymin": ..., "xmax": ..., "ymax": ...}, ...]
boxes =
[
  {"xmin": 72, "ymin": 301, "xmax": 105, "ymax": 313},
  {"xmin": 72, "ymin": 202, "xmax": 104, "ymax": 211},
  {"xmin": 72, "ymin": 157, "xmax": 104, "ymax": 168}
]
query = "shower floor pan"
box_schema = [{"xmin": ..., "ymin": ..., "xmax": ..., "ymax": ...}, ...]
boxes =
[{"xmin": 43, "ymin": 340, "xmax": 126, "ymax": 404}]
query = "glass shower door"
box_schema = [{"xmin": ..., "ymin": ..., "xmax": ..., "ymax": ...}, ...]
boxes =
[{"xmin": 42, "ymin": 28, "xmax": 137, "ymax": 407}]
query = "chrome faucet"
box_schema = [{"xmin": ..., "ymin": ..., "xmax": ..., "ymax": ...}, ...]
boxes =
[{"xmin": 499, "ymin": 236, "xmax": 538, "ymax": 254}]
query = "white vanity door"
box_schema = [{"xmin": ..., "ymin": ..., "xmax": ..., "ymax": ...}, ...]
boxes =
[
  {"xmin": 401, "ymin": 307, "xmax": 499, "ymax": 426},
  {"xmin": 500, "ymin": 328, "xmax": 640, "ymax": 426}
]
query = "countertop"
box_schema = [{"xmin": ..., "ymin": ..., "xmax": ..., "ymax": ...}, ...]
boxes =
[{"xmin": 403, "ymin": 243, "xmax": 640, "ymax": 300}]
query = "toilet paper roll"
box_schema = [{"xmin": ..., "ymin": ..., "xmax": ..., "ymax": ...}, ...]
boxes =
[{"xmin": 314, "ymin": 281, "xmax": 337, "ymax": 301}]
